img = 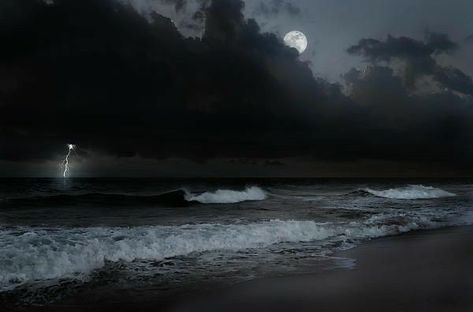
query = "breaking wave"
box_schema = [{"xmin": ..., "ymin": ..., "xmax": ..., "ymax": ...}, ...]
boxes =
[
  {"xmin": 1, "ymin": 187, "xmax": 267, "ymax": 207},
  {"xmin": 363, "ymin": 185, "xmax": 456, "ymax": 199},
  {"xmin": 185, "ymin": 186, "xmax": 267, "ymax": 204},
  {"xmin": 0, "ymin": 212, "xmax": 458, "ymax": 291}
]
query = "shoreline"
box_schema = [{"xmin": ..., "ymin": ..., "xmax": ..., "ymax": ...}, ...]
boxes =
[
  {"xmin": 169, "ymin": 225, "xmax": 473, "ymax": 312},
  {"xmin": 16, "ymin": 226, "xmax": 473, "ymax": 312}
]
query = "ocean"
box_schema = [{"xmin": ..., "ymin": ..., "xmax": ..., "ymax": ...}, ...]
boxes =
[{"xmin": 1, "ymin": 178, "xmax": 472, "ymax": 307}]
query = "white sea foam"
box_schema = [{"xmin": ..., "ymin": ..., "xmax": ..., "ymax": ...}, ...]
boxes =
[
  {"xmin": 185, "ymin": 186, "xmax": 267, "ymax": 204},
  {"xmin": 364, "ymin": 185, "xmax": 456, "ymax": 199},
  {"xmin": 0, "ymin": 213, "xmax": 449, "ymax": 291}
]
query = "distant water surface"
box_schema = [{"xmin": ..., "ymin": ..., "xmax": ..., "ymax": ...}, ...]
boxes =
[{"xmin": 0, "ymin": 178, "xmax": 472, "ymax": 305}]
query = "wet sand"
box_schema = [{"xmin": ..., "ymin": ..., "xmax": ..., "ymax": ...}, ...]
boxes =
[
  {"xmin": 170, "ymin": 226, "xmax": 473, "ymax": 312},
  {"xmin": 27, "ymin": 226, "xmax": 473, "ymax": 312}
]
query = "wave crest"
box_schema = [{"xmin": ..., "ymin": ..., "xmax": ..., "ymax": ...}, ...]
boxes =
[
  {"xmin": 0, "ymin": 215, "xmax": 437, "ymax": 291},
  {"xmin": 363, "ymin": 185, "xmax": 456, "ymax": 199},
  {"xmin": 2, "ymin": 187, "xmax": 268, "ymax": 207},
  {"xmin": 185, "ymin": 186, "xmax": 267, "ymax": 204}
]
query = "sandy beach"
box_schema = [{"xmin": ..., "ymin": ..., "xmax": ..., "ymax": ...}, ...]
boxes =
[
  {"xmin": 26, "ymin": 226, "xmax": 473, "ymax": 312},
  {"xmin": 169, "ymin": 226, "xmax": 473, "ymax": 312},
  {"xmin": 3, "ymin": 0, "xmax": 473, "ymax": 311}
]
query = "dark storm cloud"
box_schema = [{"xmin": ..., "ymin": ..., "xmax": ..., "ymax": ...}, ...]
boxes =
[
  {"xmin": 466, "ymin": 34, "xmax": 473, "ymax": 44},
  {"xmin": 264, "ymin": 160, "xmax": 285, "ymax": 166},
  {"xmin": 253, "ymin": 0, "xmax": 300, "ymax": 17},
  {"xmin": 1, "ymin": 0, "xmax": 473, "ymax": 173},
  {"xmin": 348, "ymin": 33, "xmax": 473, "ymax": 95},
  {"xmin": 160, "ymin": 0, "xmax": 211, "ymax": 14},
  {"xmin": 426, "ymin": 32, "xmax": 458, "ymax": 54},
  {"xmin": 161, "ymin": 0, "xmax": 187, "ymax": 12},
  {"xmin": 347, "ymin": 33, "xmax": 456, "ymax": 62},
  {"xmin": 344, "ymin": 66, "xmax": 473, "ymax": 151},
  {"xmin": 0, "ymin": 0, "xmax": 327, "ymax": 160}
]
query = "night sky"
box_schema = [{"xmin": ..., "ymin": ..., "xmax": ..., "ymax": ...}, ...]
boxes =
[{"xmin": 1, "ymin": 0, "xmax": 473, "ymax": 177}]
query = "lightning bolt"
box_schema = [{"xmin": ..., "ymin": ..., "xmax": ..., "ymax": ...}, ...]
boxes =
[{"xmin": 62, "ymin": 144, "xmax": 76, "ymax": 178}]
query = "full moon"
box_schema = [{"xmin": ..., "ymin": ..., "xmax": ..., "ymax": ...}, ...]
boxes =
[{"xmin": 283, "ymin": 31, "xmax": 308, "ymax": 54}]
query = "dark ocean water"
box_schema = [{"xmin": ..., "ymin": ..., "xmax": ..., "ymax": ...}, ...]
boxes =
[{"xmin": 1, "ymin": 178, "xmax": 472, "ymax": 306}]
